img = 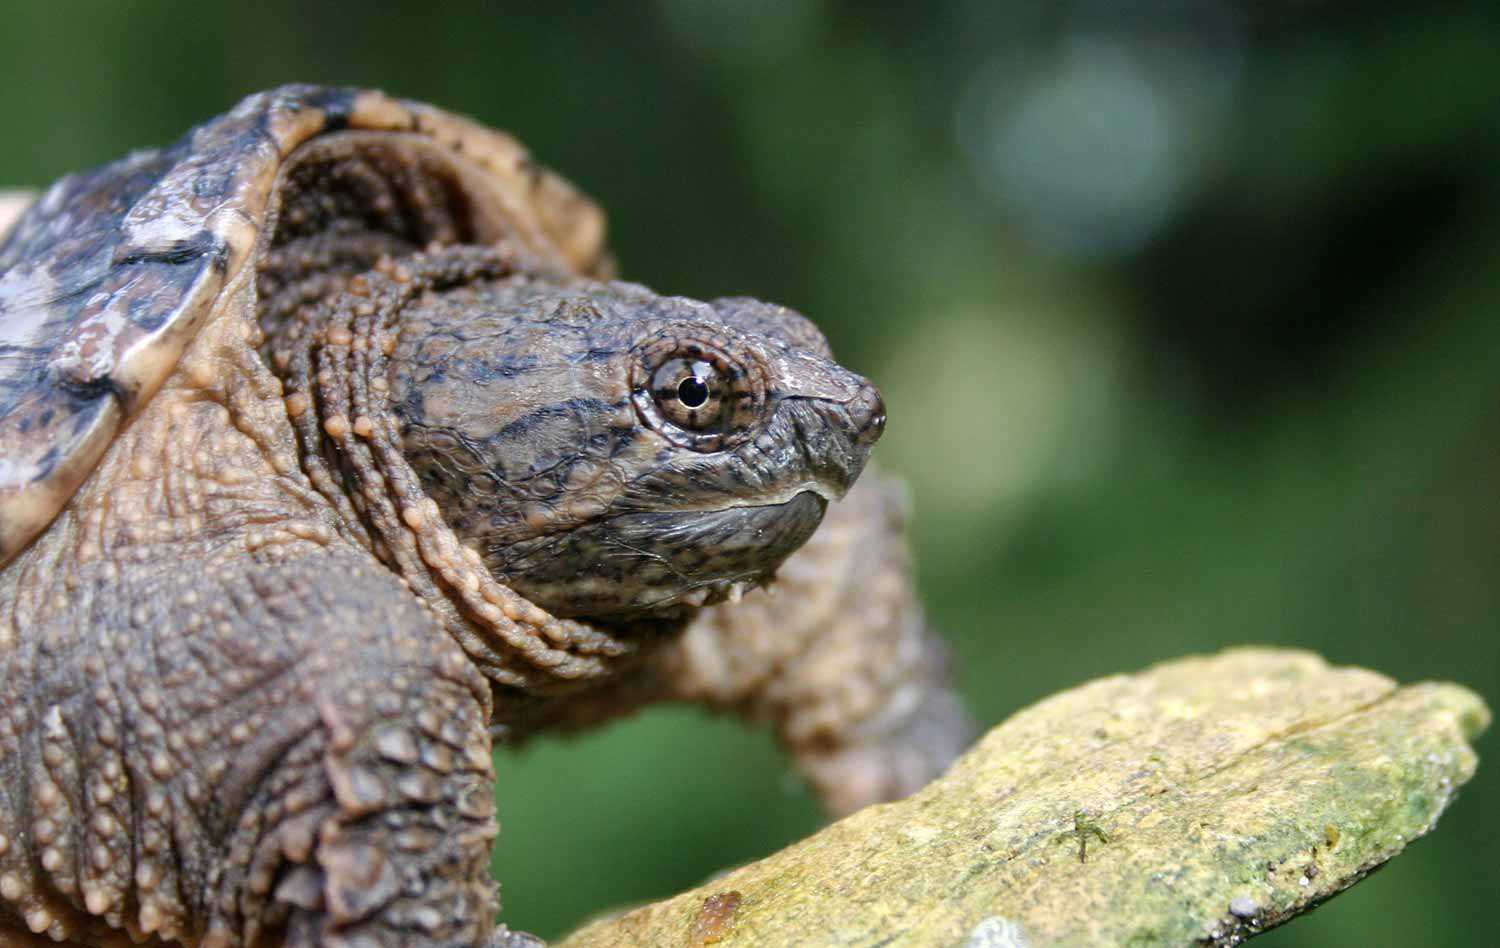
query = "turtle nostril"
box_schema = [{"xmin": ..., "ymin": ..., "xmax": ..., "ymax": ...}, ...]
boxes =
[{"xmin": 850, "ymin": 383, "xmax": 886, "ymax": 448}]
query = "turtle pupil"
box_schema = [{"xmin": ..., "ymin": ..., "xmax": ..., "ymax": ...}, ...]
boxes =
[{"xmin": 678, "ymin": 376, "xmax": 710, "ymax": 409}]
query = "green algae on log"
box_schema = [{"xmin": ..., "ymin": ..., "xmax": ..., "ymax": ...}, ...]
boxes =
[{"xmin": 560, "ymin": 648, "xmax": 1489, "ymax": 948}]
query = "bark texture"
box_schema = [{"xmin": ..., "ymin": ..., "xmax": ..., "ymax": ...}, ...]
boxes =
[{"xmin": 561, "ymin": 648, "xmax": 1489, "ymax": 948}]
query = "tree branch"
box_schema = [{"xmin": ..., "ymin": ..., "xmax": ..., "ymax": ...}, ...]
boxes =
[{"xmin": 560, "ymin": 648, "xmax": 1489, "ymax": 947}]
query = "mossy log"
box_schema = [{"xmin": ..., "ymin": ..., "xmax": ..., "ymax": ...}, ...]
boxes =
[{"xmin": 560, "ymin": 648, "xmax": 1488, "ymax": 948}]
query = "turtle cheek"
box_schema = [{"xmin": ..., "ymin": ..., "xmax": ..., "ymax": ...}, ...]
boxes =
[{"xmin": 491, "ymin": 492, "xmax": 828, "ymax": 620}]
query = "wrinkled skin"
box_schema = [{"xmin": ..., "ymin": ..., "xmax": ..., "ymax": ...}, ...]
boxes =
[
  {"xmin": 0, "ymin": 92, "xmax": 970, "ymax": 948},
  {"xmin": 388, "ymin": 276, "xmax": 885, "ymax": 620}
]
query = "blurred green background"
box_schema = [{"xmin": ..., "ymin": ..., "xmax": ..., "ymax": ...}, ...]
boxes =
[{"xmin": 2, "ymin": 1, "xmax": 1496, "ymax": 943}]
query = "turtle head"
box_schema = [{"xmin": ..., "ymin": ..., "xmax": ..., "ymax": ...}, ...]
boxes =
[{"xmin": 387, "ymin": 278, "xmax": 885, "ymax": 621}]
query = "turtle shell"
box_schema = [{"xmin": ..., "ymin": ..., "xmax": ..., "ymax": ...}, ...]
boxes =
[{"xmin": 0, "ymin": 85, "xmax": 611, "ymax": 567}]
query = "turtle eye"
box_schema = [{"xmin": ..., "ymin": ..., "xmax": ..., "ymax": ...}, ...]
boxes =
[
  {"xmin": 652, "ymin": 358, "xmax": 723, "ymax": 429},
  {"xmin": 631, "ymin": 337, "xmax": 766, "ymax": 452}
]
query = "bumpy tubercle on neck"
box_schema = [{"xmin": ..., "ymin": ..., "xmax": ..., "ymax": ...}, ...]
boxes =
[{"xmin": 265, "ymin": 244, "xmax": 661, "ymax": 700}]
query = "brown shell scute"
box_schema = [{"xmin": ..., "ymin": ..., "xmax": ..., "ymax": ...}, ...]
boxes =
[{"xmin": 0, "ymin": 85, "xmax": 611, "ymax": 567}]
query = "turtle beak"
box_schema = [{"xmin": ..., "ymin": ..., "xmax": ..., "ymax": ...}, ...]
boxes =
[
  {"xmin": 797, "ymin": 376, "xmax": 885, "ymax": 500},
  {"xmin": 847, "ymin": 380, "xmax": 887, "ymax": 448}
]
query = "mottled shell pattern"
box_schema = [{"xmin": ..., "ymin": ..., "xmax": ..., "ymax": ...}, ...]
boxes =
[{"xmin": 0, "ymin": 85, "xmax": 611, "ymax": 567}]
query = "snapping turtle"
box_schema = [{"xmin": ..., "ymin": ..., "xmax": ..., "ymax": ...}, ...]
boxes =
[{"xmin": 0, "ymin": 86, "xmax": 969, "ymax": 947}]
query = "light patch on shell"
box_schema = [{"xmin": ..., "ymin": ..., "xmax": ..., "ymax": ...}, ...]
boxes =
[
  {"xmin": 0, "ymin": 190, "xmax": 33, "ymax": 237},
  {"xmin": 0, "ymin": 254, "xmax": 68, "ymax": 347},
  {"xmin": 119, "ymin": 195, "xmax": 205, "ymax": 256},
  {"xmin": 52, "ymin": 282, "xmax": 140, "ymax": 384}
]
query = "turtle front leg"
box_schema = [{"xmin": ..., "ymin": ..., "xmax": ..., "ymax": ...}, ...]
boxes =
[
  {"xmin": 665, "ymin": 468, "xmax": 975, "ymax": 816},
  {"xmin": 271, "ymin": 648, "xmax": 504, "ymax": 948},
  {"xmin": 2, "ymin": 547, "xmax": 534, "ymax": 948},
  {"xmin": 193, "ymin": 556, "xmax": 526, "ymax": 948}
]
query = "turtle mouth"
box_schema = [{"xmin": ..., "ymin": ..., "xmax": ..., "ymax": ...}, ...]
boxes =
[
  {"xmin": 493, "ymin": 490, "xmax": 829, "ymax": 620},
  {"xmin": 642, "ymin": 491, "xmax": 830, "ymax": 611}
]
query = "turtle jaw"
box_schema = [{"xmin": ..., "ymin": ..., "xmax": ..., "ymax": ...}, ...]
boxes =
[
  {"xmin": 484, "ymin": 378, "xmax": 886, "ymax": 623},
  {"xmin": 491, "ymin": 490, "xmax": 829, "ymax": 621}
]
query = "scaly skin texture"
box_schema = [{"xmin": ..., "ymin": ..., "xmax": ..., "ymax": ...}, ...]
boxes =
[
  {"xmin": 0, "ymin": 92, "xmax": 970, "ymax": 947},
  {"xmin": 1, "ymin": 289, "xmax": 499, "ymax": 946},
  {"xmin": 381, "ymin": 272, "xmax": 882, "ymax": 620}
]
